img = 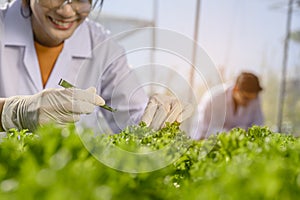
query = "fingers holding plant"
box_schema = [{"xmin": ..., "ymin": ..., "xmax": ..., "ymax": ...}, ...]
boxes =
[{"xmin": 141, "ymin": 93, "xmax": 194, "ymax": 130}]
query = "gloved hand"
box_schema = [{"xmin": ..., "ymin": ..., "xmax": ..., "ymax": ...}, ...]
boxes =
[
  {"xmin": 1, "ymin": 87, "xmax": 105, "ymax": 131},
  {"xmin": 141, "ymin": 94, "xmax": 194, "ymax": 130}
]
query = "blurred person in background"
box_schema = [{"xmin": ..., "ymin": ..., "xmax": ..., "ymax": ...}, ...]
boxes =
[
  {"xmin": 192, "ymin": 72, "xmax": 264, "ymax": 140},
  {"xmin": 0, "ymin": 0, "xmax": 193, "ymax": 133}
]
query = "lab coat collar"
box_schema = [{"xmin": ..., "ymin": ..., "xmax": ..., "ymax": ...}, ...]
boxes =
[
  {"xmin": 3, "ymin": 0, "xmax": 43, "ymax": 91},
  {"xmin": 65, "ymin": 20, "xmax": 92, "ymax": 58},
  {"xmin": 225, "ymin": 84, "xmax": 234, "ymax": 105}
]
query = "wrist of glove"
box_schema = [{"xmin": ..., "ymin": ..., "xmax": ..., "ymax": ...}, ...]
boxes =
[
  {"xmin": 1, "ymin": 87, "xmax": 105, "ymax": 131},
  {"xmin": 141, "ymin": 93, "xmax": 194, "ymax": 130}
]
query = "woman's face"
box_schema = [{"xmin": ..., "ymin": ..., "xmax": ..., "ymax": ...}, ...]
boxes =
[
  {"xmin": 30, "ymin": 0, "xmax": 91, "ymax": 47},
  {"xmin": 233, "ymin": 87, "xmax": 257, "ymax": 107}
]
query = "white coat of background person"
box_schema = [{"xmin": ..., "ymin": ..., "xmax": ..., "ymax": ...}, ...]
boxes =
[
  {"xmin": 192, "ymin": 72, "xmax": 264, "ymax": 140},
  {"xmin": 0, "ymin": 0, "xmax": 193, "ymax": 132}
]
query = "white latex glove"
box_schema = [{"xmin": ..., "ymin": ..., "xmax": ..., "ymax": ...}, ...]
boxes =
[
  {"xmin": 1, "ymin": 87, "xmax": 105, "ymax": 131},
  {"xmin": 141, "ymin": 94, "xmax": 194, "ymax": 130}
]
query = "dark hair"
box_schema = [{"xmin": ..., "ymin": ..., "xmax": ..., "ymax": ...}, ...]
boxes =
[
  {"xmin": 20, "ymin": 0, "xmax": 104, "ymax": 18},
  {"xmin": 235, "ymin": 72, "xmax": 263, "ymax": 93}
]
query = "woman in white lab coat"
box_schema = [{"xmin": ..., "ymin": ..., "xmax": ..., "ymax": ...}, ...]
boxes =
[{"xmin": 0, "ymin": 0, "xmax": 192, "ymax": 132}]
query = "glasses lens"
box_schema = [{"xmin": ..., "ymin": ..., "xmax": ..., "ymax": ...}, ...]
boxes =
[
  {"xmin": 73, "ymin": 0, "xmax": 92, "ymax": 13},
  {"xmin": 37, "ymin": 0, "xmax": 92, "ymax": 13}
]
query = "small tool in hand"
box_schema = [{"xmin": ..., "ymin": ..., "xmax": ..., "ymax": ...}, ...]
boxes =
[{"xmin": 58, "ymin": 79, "xmax": 117, "ymax": 112}]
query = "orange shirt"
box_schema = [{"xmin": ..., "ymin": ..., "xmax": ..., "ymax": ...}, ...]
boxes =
[{"xmin": 34, "ymin": 42, "xmax": 64, "ymax": 87}]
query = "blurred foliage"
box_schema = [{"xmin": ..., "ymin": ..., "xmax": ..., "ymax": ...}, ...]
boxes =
[
  {"xmin": 262, "ymin": 70, "xmax": 300, "ymax": 136},
  {"xmin": 0, "ymin": 123, "xmax": 300, "ymax": 200},
  {"xmin": 291, "ymin": 30, "xmax": 300, "ymax": 43}
]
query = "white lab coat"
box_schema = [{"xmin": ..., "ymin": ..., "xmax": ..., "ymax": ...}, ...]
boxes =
[
  {"xmin": 191, "ymin": 84, "xmax": 264, "ymax": 140},
  {"xmin": 0, "ymin": 0, "xmax": 148, "ymax": 133}
]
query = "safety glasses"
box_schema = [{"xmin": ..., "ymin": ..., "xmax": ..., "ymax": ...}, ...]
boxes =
[{"xmin": 36, "ymin": 0, "xmax": 92, "ymax": 14}]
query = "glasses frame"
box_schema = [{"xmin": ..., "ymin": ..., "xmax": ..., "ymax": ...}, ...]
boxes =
[{"xmin": 36, "ymin": 0, "xmax": 92, "ymax": 14}]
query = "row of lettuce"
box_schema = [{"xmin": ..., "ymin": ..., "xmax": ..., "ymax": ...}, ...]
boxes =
[{"xmin": 0, "ymin": 122, "xmax": 300, "ymax": 200}]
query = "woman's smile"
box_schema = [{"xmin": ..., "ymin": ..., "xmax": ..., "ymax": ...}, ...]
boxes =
[{"xmin": 48, "ymin": 16, "xmax": 75, "ymax": 30}]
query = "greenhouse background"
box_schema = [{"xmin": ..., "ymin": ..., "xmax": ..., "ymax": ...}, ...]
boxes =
[{"xmin": 1, "ymin": 0, "xmax": 300, "ymax": 135}]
